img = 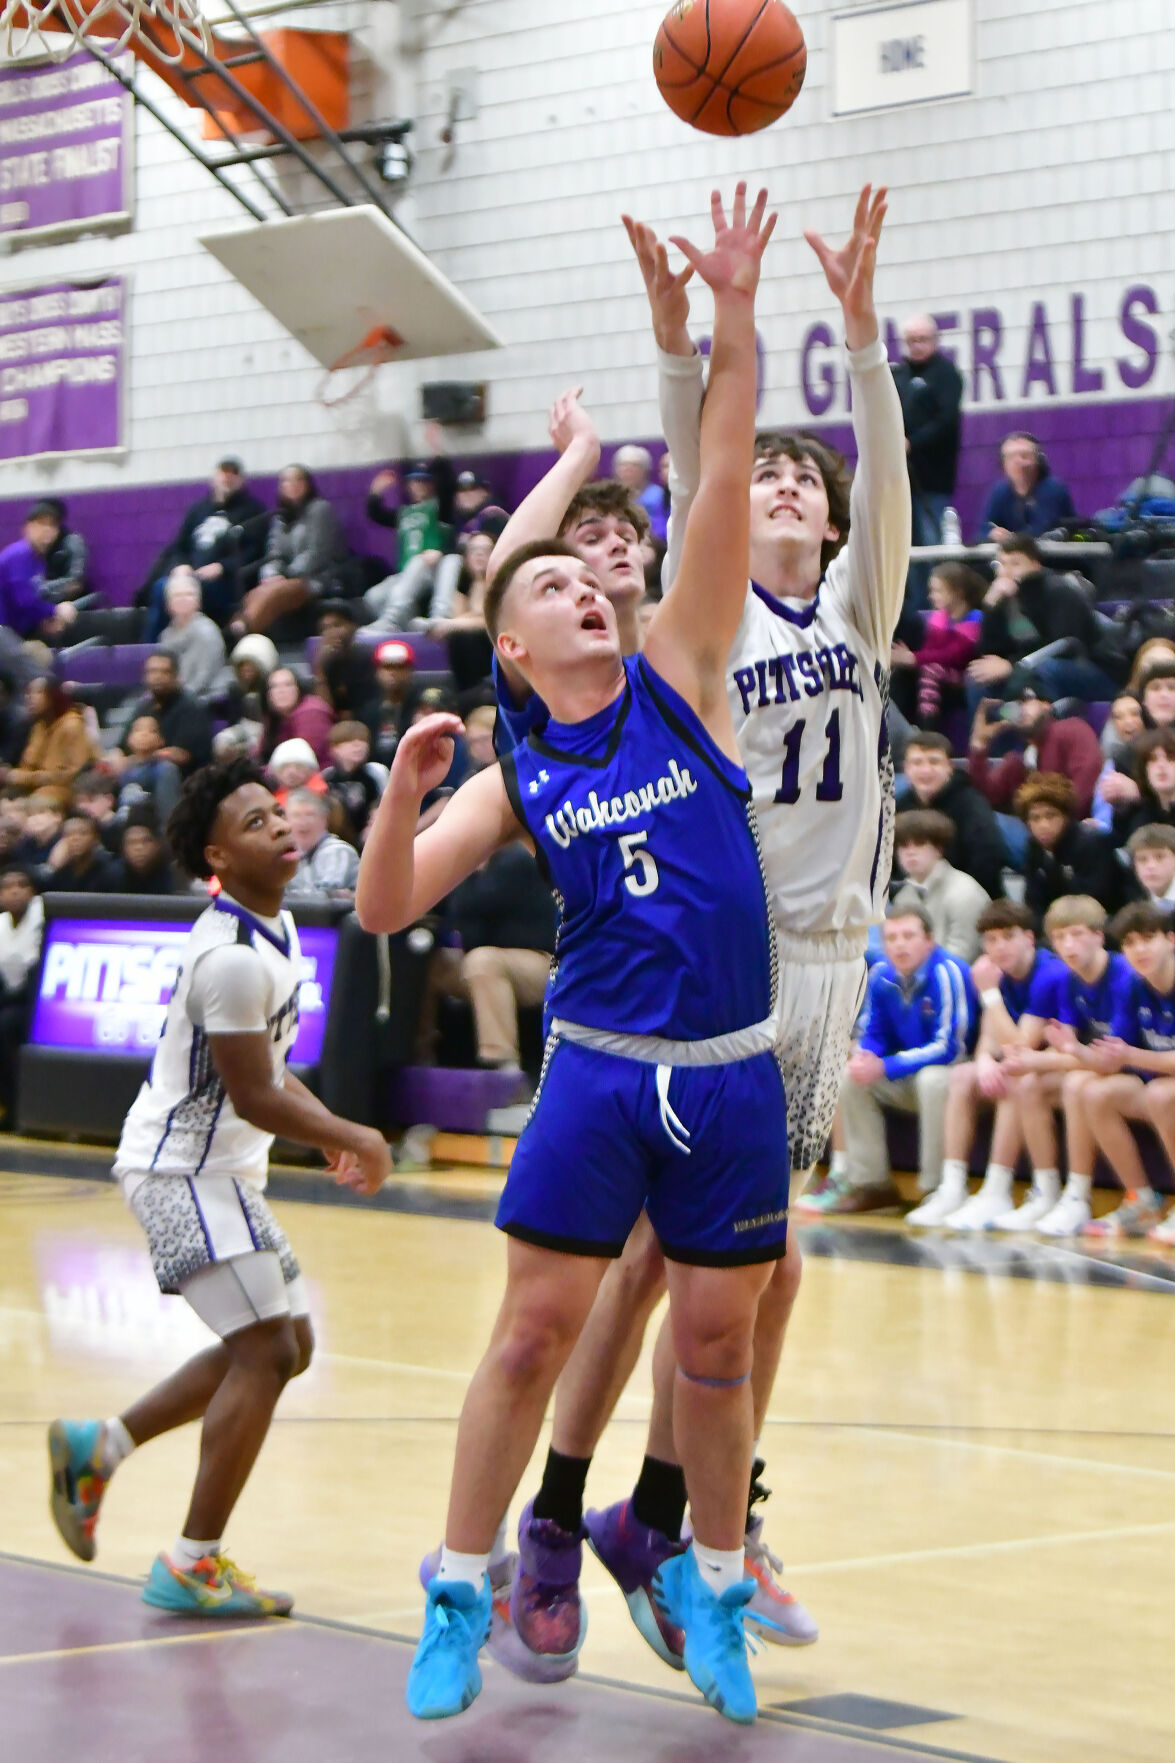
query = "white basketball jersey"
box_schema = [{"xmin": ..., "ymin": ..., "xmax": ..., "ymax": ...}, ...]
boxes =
[{"xmin": 114, "ymin": 897, "xmax": 302, "ymax": 1191}]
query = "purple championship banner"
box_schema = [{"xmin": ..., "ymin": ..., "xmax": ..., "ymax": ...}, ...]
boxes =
[
  {"xmin": 0, "ymin": 272, "xmax": 126, "ymax": 462},
  {"xmin": 0, "ymin": 51, "xmax": 132, "ymax": 242},
  {"xmin": 30, "ymin": 917, "xmax": 340, "ymax": 1067}
]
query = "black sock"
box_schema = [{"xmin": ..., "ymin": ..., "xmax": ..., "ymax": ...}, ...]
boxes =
[
  {"xmin": 631, "ymin": 1454, "xmax": 688, "ymax": 1540},
  {"xmin": 532, "ymin": 1447, "xmax": 591, "ymax": 1534},
  {"xmin": 746, "ymin": 1456, "xmax": 770, "ymax": 1534}
]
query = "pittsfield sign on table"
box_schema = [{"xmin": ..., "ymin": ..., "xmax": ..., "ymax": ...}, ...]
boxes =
[
  {"xmin": 0, "ymin": 51, "xmax": 132, "ymax": 242},
  {"xmin": 0, "ymin": 275, "xmax": 127, "ymax": 462}
]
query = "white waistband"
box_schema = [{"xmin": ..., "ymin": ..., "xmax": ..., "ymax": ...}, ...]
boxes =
[{"xmin": 550, "ymin": 1015, "xmax": 777, "ymax": 1068}]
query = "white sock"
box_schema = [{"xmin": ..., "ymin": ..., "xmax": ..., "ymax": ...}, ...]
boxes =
[
  {"xmin": 1065, "ymin": 1173, "xmax": 1092, "ymax": 1202},
  {"xmin": 828, "ymin": 1151, "xmax": 848, "ymax": 1181},
  {"xmin": 981, "ymin": 1163, "xmax": 1013, "ymax": 1197},
  {"xmin": 939, "ymin": 1158, "xmax": 969, "ymax": 1199},
  {"xmin": 437, "ymin": 1547, "xmax": 490, "ymax": 1586},
  {"xmin": 1031, "ymin": 1169, "xmax": 1060, "ymax": 1203},
  {"xmin": 172, "ymin": 1535, "xmax": 220, "ymax": 1571},
  {"xmin": 99, "ymin": 1418, "xmax": 135, "ymax": 1474},
  {"xmin": 691, "ymin": 1540, "xmax": 746, "ymax": 1598},
  {"xmin": 488, "ymin": 1516, "xmax": 511, "ymax": 1569}
]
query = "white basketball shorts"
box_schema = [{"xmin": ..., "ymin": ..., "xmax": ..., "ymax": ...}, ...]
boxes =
[{"xmin": 774, "ymin": 928, "xmax": 868, "ymax": 1174}]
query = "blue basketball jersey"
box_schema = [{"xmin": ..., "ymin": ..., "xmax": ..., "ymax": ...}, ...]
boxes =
[
  {"xmin": 1111, "ymin": 969, "xmax": 1175, "ymax": 1053},
  {"xmin": 493, "ymin": 654, "xmax": 549, "ymax": 758},
  {"xmin": 1056, "ymin": 952, "xmax": 1132, "ymax": 1044},
  {"xmin": 502, "ymin": 656, "xmax": 777, "ymax": 1042},
  {"xmin": 999, "ymin": 949, "xmax": 1067, "ymax": 1023}
]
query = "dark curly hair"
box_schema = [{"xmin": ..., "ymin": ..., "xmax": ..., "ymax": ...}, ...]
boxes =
[
  {"xmin": 558, "ymin": 479, "xmax": 650, "ymax": 544},
  {"xmin": 166, "ymin": 758, "xmax": 268, "ymax": 881}
]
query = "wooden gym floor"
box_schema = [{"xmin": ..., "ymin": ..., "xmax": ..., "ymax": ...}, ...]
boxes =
[{"xmin": 1, "ymin": 1149, "xmax": 1172, "ymax": 1763}]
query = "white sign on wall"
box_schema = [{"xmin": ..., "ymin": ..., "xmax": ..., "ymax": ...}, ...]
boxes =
[{"xmin": 832, "ymin": 0, "xmax": 973, "ymax": 116}]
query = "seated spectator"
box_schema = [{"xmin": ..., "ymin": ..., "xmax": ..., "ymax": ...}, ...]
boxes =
[
  {"xmin": 13, "ymin": 792, "xmax": 63, "ymax": 868},
  {"xmin": 314, "ymin": 601, "xmax": 378, "ymax": 720},
  {"xmin": 8, "ymin": 677, "xmax": 98, "ymax": 802},
  {"xmin": 411, "ymin": 687, "xmax": 468, "ymax": 827},
  {"xmin": 285, "ymin": 788, "xmax": 359, "ymax": 899},
  {"xmin": 73, "ymin": 769, "xmax": 123, "ymax": 856},
  {"xmin": 999, "ymin": 895, "xmax": 1129, "ymax": 1237},
  {"xmin": 117, "ymin": 652, "xmax": 212, "ymax": 778},
  {"xmin": 140, "ymin": 457, "xmax": 267, "ymax": 635},
  {"xmin": 267, "ymin": 738, "xmax": 326, "ymax": 805},
  {"xmin": 322, "ymin": 721, "xmax": 387, "ymax": 841},
  {"xmin": 118, "ymin": 714, "xmax": 182, "ymax": 830},
  {"xmin": 462, "ymin": 704, "xmax": 497, "ymax": 775},
  {"xmin": 366, "ymin": 456, "xmax": 456, "ymax": 559},
  {"xmin": 978, "ymin": 432, "xmax": 1076, "ymax": 541},
  {"xmin": 966, "ymin": 534, "xmax": 1118, "ymax": 709},
  {"xmin": 158, "ymin": 568, "xmax": 226, "ymax": 699},
  {"xmin": 0, "ymin": 862, "xmax": 43, "ymax": 1121},
  {"xmin": 0, "ymin": 793, "xmax": 29, "ymax": 866},
  {"xmin": 902, "ymin": 730, "xmax": 1008, "ymax": 898},
  {"xmin": 612, "ymin": 443, "xmax": 668, "ymax": 542},
  {"xmin": 426, "ymin": 531, "xmax": 494, "ymax": 694},
  {"xmin": 802, "ymin": 906, "xmax": 978, "ymax": 1216},
  {"xmin": 0, "ymin": 505, "xmax": 78, "ymax": 680},
  {"xmin": 39, "ymin": 498, "xmax": 87, "ymax": 602},
  {"xmin": 932, "ymin": 901, "xmax": 1068, "ymax": 1230},
  {"xmin": 1103, "ymin": 693, "xmax": 1144, "ymax": 761},
  {"xmin": 222, "ymin": 633, "xmax": 278, "ymax": 750},
  {"xmin": 240, "ymin": 465, "xmax": 347, "ymax": 637},
  {"xmin": 968, "ymin": 675, "xmax": 1103, "ymax": 823},
  {"xmin": 42, "ymin": 811, "xmax": 117, "ymax": 893},
  {"xmin": 890, "ymin": 809, "xmax": 990, "ymax": 960},
  {"xmin": 890, "ymin": 563, "xmax": 985, "ymax": 729},
  {"xmin": 1018, "ymin": 772, "xmax": 1122, "ymax": 917},
  {"xmin": 1074, "ymin": 902, "xmax": 1175, "ymax": 1242},
  {"xmin": 1097, "ymin": 668, "xmax": 1175, "ymax": 824},
  {"xmin": 452, "ymin": 469, "xmax": 498, "ymax": 539},
  {"xmin": 426, "ymin": 842, "xmax": 557, "ymax": 1072},
  {"xmin": 1138, "ymin": 659, "xmax": 1175, "ymax": 730},
  {"xmin": 1127, "ymin": 637, "xmax": 1175, "ymax": 700},
  {"xmin": 262, "ymin": 667, "xmax": 334, "ymax": 768},
  {"xmin": 366, "ymin": 639, "xmax": 416, "ymax": 768},
  {"xmin": 1127, "ymin": 824, "xmax": 1175, "ymax": 909},
  {"xmin": 1112, "ymin": 728, "xmax": 1175, "ymax": 846},
  {"xmin": 106, "ymin": 806, "xmax": 177, "ymax": 896}
]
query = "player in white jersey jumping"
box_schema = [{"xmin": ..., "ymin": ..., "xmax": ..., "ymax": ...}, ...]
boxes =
[
  {"xmin": 481, "ymin": 186, "xmax": 908, "ymax": 1676},
  {"xmin": 47, "ymin": 760, "xmax": 390, "ymax": 1616}
]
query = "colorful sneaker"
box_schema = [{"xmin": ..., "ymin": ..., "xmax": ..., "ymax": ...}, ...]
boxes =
[
  {"xmin": 417, "ymin": 1548, "xmax": 559, "ymax": 1684},
  {"xmin": 508, "ymin": 1500, "xmax": 586, "ymax": 1680},
  {"xmin": 742, "ymin": 1516, "xmax": 818, "ymax": 1646},
  {"xmin": 141, "ymin": 1552, "xmax": 293, "ymax": 1617},
  {"xmin": 584, "ymin": 1498, "xmax": 686, "ymax": 1669},
  {"xmin": 406, "ymin": 1575, "xmax": 492, "ymax": 1720},
  {"xmin": 989, "ymin": 1184, "xmax": 1060, "ymax": 1232},
  {"xmin": 1037, "ymin": 1190, "xmax": 1092, "ymax": 1237},
  {"xmin": 653, "ymin": 1548, "xmax": 758, "ymax": 1725},
  {"xmin": 48, "ymin": 1419, "xmax": 110, "ymax": 1562},
  {"xmin": 1084, "ymin": 1194, "xmax": 1163, "ymax": 1239},
  {"xmin": 1147, "ymin": 1209, "xmax": 1175, "ymax": 1246}
]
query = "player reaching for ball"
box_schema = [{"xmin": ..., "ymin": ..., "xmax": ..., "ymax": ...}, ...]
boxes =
[
  {"xmin": 482, "ymin": 186, "xmax": 908, "ymax": 1684},
  {"xmin": 360, "ymin": 183, "xmax": 785, "ymax": 1726}
]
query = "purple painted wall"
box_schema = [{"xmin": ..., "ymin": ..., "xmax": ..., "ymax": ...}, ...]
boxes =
[{"xmin": 1, "ymin": 394, "xmax": 1170, "ymax": 607}]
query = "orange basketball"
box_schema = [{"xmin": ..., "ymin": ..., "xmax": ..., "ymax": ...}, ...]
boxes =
[{"xmin": 653, "ymin": 0, "xmax": 806, "ymax": 136}]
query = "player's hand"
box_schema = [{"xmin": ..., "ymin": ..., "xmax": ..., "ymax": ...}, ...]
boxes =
[
  {"xmin": 1098, "ymin": 770, "xmax": 1139, "ymax": 806},
  {"xmin": 330, "ymin": 1129, "xmax": 392, "ymax": 1196},
  {"xmin": 805, "ymin": 184, "xmax": 886, "ymax": 351},
  {"xmin": 972, "ymin": 954, "xmax": 1002, "ymax": 994},
  {"xmin": 1044, "ymin": 1019, "xmax": 1077, "ymax": 1053},
  {"xmin": 975, "ymin": 1053, "xmax": 1007, "ymax": 1099},
  {"xmin": 890, "ymin": 640, "xmax": 916, "ymax": 668},
  {"xmin": 548, "ymin": 386, "xmax": 600, "ymax": 462},
  {"xmin": 1000, "ymin": 1046, "xmax": 1033, "ymax": 1077},
  {"xmin": 621, "ymin": 215, "xmax": 694, "ymax": 355},
  {"xmin": 388, "ymin": 712, "xmax": 463, "ymax": 802},
  {"xmin": 1089, "ymin": 1036, "xmax": 1127, "ymax": 1074},
  {"xmin": 670, "ymin": 182, "xmax": 776, "ymax": 303},
  {"xmin": 848, "ymin": 1049, "xmax": 884, "ymax": 1085}
]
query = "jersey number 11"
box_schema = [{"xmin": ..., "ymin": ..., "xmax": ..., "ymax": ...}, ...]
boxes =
[{"xmin": 774, "ymin": 710, "xmax": 844, "ymax": 806}]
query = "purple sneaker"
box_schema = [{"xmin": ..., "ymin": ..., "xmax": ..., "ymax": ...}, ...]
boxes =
[
  {"xmin": 584, "ymin": 1498, "xmax": 686, "ymax": 1670},
  {"xmin": 506, "ymin": 1499, "xmax": 586, "ymax": 1681},
  {"xmin": 418, "ymin": 1546, "xmax": 572, "ymax": 1684}
]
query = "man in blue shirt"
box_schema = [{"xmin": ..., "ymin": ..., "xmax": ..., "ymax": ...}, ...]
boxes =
[
  {"xmin": 978, "ymin": 432, "xmax": 1076, "ymax": 541},
  {"xmin": 830, "ymin": 904, "xmax": 978, "ymax": 1214},
  {"xmin": 931, "ymin": 901, "xmax": 1066, "ymax": 1232},
  {"xmin": 0, "ymin": 504, "xmax": 76, "ymax": 682}
]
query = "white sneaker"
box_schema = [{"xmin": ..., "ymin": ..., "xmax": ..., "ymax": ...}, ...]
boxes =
[
  {"xmin": 1036, "ymin": 1192, "xmax": 1092, "ymax": 1237},
  {"xmin": 907, "ymin": 1183, "xmax": 967, "ymax": 1226},
  {"xmin": 946, "ymin": 1183, "xmax": 1013, "ymax": 1231},
  {"xmin": 989, "ymin": 1186, "xmax": 1059, "ymax": 1232}
]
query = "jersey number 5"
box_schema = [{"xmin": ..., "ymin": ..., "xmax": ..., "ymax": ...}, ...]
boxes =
[
  {"xmin": 620, "ymin": 830, "xmax": 660, "ymax": 897},
  {"xmin": 774, "ymin": 710, "xmax": 844, "ymax": 806}
]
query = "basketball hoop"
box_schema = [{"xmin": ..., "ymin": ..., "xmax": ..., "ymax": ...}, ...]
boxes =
[
  {"xmin": 316, "ymin": 324, "xmax": 404, "ymax": 409},
  {"xmin": 1, "ymin": 0, "xmax": 212, "ymax": 66}
]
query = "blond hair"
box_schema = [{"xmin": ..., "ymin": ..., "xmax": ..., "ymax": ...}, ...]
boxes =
[{"xmin": 1043, "ymin": 895, "xmax": 1107, "ymax": 937}]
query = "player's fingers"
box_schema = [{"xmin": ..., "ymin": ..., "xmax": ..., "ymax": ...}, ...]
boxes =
[
  {"xmin": 803, "ymin": 229, "xmax": 830, "ymax": 267},
  {"xmin": 668, "ymin": 235, "xmax": 704, "ymax": 272},
  {"xmin": 758, "ymin": 210, "xmax": 778, "ymax": 252},
  {"xmin": 748, "ymin": 186, "xmax": 768, "ymax": 233},
  {"xmin": 853, "ymin": 183, "xmax": 871, "ymax": 233},
  {"xmin": 710, "ymin": 188, "xmax": 727, "ymax": 234},
  {"xmin": 672, "ymin": 264, "xmax": 695, "ymax": 293},
  {"xmin": 731, "ymin": 179, "xmax": 747, "ymax": 229}
]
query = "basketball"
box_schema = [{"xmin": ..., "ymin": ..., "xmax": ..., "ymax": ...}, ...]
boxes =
[{"xmin": 653, "ymin": 0, "xmax": 807, "ymax": 136}]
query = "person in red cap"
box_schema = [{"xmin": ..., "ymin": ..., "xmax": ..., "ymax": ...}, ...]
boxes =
[{"xmin": 368, "ymin": 638, "xmax": 417, "ymax": 768}]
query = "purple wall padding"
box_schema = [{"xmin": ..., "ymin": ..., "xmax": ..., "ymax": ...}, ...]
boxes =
[
  {"xmin": 386, "ymin": 1064, "xmax": 528, "ymax": 1132},
  {"xmin": 2, "ymin": 394, "xmax": 1170, "ymax": 608}
]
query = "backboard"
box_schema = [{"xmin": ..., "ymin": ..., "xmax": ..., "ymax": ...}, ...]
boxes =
[{"xmin": 199, "ymin": 204, "xmax": 503, "ymax": 369}]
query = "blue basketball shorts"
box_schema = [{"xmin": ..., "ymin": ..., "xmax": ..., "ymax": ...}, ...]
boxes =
[{"xmin": 496, "ymin": 1039, "xmax": 790, "ymax": 1266}]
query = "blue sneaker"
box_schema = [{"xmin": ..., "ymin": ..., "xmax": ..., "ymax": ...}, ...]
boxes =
[
  {"xmin": 141, "ymin": 1552, "xmax": 294, "ymax": 1616},
  {"xmin": 407, "ymin": 1575, "xmax": 493, "ymax": 1720},
  {"xmin": 653, "ymin": 1548, "xmax": 758, "ymax": 1725},
  {"xmin": 48, "ymin": 1418, "xmax": 109, "ymax": 1562}
]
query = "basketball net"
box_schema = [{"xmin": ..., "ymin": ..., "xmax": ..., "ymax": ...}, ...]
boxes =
[
  {"xmin": 315, "ymin": 324, "xmax": 402, "ymax": 440},
  {"xmin": 1, "ymin": 0, "xmax": 211, "ymax": 66}
]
